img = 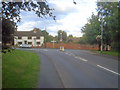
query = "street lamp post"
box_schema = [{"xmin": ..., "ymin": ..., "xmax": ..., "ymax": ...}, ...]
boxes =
[
  {"xmin": 60, "ymin": 33, "xmax": 62, "ymax": 50},
  {"xmin": 98, "ymin": 5, "xmax": 104, "ymax": 52},
  {"xmin": 101, "ymin": 12, "xmax": 103, "ymax": 52},
  {"xmin": 44, "ymin": 27, "xmax": 46, "ymax": 48}
]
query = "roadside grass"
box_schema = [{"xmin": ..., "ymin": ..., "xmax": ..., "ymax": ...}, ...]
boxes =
[
  {"xmin": 92, "ymin": 50, "xmax": 120, "ymax": 56},
  {"xmin": 2, "ymin": 50, "xmax": 40, "ymax": 88}
]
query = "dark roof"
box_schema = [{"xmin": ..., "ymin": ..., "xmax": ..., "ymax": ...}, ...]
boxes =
[{"xmin": 14, "ymin": 30, "xmax": 43, "ymax": 36}]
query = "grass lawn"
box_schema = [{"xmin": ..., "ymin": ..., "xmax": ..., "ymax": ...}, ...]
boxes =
[
  {"xmin": 2, "ymin": 50, "xmax": 40, "ymax": 88},
  {"xmin": 92, "ymin": 50, "xmax": 120, "ymax": 56}
]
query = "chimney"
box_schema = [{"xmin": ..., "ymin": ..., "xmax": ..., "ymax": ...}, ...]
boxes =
[{"xmin": 33, "ymin": 28, "xmax": 37, "ymax": 33}]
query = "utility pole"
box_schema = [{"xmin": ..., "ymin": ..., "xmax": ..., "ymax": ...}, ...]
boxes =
[
  {"xmin": 45, "ymin": 27, "xmax": 46, "ymax": 48},
  {"xmin": 101, "ymin": 13, "xmax": 103, "ymax": 52},
  {"xmin": 99, "ymin": 5, "xmax": 104, "ymax": 53},
  {"xmin": 60, "ymin": 32, "xmax": 62, "ymax": 50}
]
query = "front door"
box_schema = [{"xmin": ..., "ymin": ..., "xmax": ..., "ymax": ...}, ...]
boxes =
[{"xmin": 24, "ymin": 41, "xmax": 27, "ymax": 44}]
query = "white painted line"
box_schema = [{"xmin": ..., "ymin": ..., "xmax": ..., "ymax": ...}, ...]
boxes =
[
  {"xmin": 97, "ymin": 65, "xmax": 120, "ymax": 76},
  {"xmin": 64, "ymin": 51, "xmax": 87, "ymax": 62},
  {"xmin": 43, "ymin": 49, "xmax": 48, "ymax": 51},
  {"xmin": 65, "ymin": 52, "xmax": 75, "ymax": 56},
  {"xmin": 75, "ymin": 56, "xmax": 88, "ymax": 62}
]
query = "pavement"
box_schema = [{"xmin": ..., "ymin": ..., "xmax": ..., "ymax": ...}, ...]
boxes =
[{"xmin": 17, "ymin": 48, "xmax": 119, "ymax": 88}]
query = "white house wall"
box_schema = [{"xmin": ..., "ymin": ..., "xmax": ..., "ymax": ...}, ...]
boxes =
[{"xmin": 14, "ymin": 36, "xmax": 44, "ymax": 47}]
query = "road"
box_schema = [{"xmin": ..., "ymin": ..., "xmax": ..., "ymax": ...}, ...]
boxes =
[{"xmin": 19, "ymin": 48, "xmax": 119, "ymax": 88}]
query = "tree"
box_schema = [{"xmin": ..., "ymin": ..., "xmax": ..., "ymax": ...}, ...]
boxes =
[
  {"xmin": 81, "ymin": 13, "xmax": 100, "ymax": 45},
  {"xmin": 81, "ymin": 2, "xmax": 119, "ymax": 51},
  {"xmin": 2, "ymin": 1, "xmax": 55, "ymax": 23},
  {"xmin": 68, "ymin": 34, "xmax": 73, "ymax": 38},
  {"xmin": 41, "ymin": 30, "xmax": 54, "ymax": 42},
  {"xmin": 97, "ymin": 2, "xmax": 119, "ymax": 50},
  {"xmin": 2, "ymin": 18, "xmax": 16, "ymax": 49},
  {"xmin": 67, "ymin": 34, "xmax": 73, "ymax": 43},
  {"xmin": 57, "ymin": 30, "xmax": 67, "ymax": 43}
]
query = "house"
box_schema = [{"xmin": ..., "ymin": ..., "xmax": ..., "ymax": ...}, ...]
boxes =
[{"xmin": 14, "ymin": 28, "xmax": 44, "ymax": 47}]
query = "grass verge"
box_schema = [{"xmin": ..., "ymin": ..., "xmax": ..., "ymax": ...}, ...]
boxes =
[
  {"xmin": 2, "ymin": 50, "xmax": 40, "ymax": 88},
  {"xmin": 92, "ymin": 50, "xmax": 120, "ymax": 56}
]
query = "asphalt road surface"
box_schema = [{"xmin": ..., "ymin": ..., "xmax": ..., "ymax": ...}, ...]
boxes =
[{"xmin": 18, "ymin": 48, "xmax": 119, "ymax": 88}]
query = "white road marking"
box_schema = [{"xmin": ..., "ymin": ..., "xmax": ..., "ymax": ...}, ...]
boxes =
[
  {"xmin": 65, "ymin": 52, "xmax": 75, "ymax": 56},
  {"xmin": 75, "ymin": 56, "xmax": 88, "ymax": 62},
  {"xmin": 43, "ymin": 49, "xmax": 48, "ymax": 51},
  {"xmin": 64, "ymin": 52, "xmax": 87, "ymax": 62},
  {"xmin": 97, "ymin": 65, "xmax": 120, "ymax": 76}
]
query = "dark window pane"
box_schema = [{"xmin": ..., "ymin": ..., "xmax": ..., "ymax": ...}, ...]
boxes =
[
  {"xmin": 18, "ymin": 36, "xmax": 22, "ymax": 39},
  {"xmin": 37, "ymin": 42, "xmax": 40, "ymax": 44},
  {"xmin": 18, "ymin": 42, "xmax": 22, "ymax": 44},
  {"xmin": 28, "ymin": 37, "xmax": 32, "ymax": 39},
  {"xmin": 28, "ymin": 42, "xmax": 32, "ymax": 44}
]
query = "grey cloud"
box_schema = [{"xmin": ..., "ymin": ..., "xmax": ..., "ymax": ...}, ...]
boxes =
[{"xmin": 49, "ymin": 3, "xmax": 79, "ymax": 20}]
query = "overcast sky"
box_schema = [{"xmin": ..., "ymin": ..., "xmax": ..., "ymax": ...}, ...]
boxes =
[{"xmin": 17, "ymin": 0, "xmax": 98, "ymax": 37}]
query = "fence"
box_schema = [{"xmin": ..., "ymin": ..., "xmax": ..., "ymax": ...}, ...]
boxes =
[{"xmin": 42, "ymin": 42, "xmax": 99, "ymax": 50}]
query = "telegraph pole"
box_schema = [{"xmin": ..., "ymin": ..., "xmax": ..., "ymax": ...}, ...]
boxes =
[
  {"xmin": 60, "ymin": 33, "xmax": 62, "ymax": 50},
  {"xmin": 45, "ymin": 27, "xmax": 46, "ymax": 48},
  {"xmin": 101, "ymin": 13, "xmax": 103, "ymax": 52}
]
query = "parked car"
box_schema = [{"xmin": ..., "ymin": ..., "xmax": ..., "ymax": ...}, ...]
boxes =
[{"xmin": 19, "ymin": 44, "xmax": 32, "ymax": 48}]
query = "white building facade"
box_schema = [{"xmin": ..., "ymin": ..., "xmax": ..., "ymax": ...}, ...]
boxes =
[{"xmin": 14, "ymin": 29, "xmax": 44, "ymax": 47}]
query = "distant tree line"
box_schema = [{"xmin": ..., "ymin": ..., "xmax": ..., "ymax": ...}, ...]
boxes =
[{"xmin": 34, "ymin": 29, "xmax": 80, "ymax": 44}]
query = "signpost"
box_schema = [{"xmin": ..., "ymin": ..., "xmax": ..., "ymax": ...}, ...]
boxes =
[{"xmin": 51, "ymin": 40, "xmax": 56, "ymax": 48}]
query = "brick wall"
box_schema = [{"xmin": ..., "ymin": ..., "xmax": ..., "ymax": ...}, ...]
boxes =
[{"xmin": 43, "ymin": 42, "xmax": 99, "ymax": 50}]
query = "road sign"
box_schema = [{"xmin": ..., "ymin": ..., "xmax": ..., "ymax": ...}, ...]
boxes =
[
  {"xmin": 51, "ymin": 40, "xmax": 56, "ymax": 48},
  {"xmin": 60, "ymin": 38, "xmax": 62, "ymax": 42}
]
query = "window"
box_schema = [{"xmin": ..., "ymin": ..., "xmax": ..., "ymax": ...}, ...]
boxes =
[
  {"xmin": 18, "ymin": 42, "xmax": 22, "ymax": 44},
  {"xmin": 28, "ymin": 36, "xmax": 32, "ymax": 39},
  {"xmin": 28, "ymin": 42, "xmax": 32, "ymax": 44},
  {"xmin": 36, "ymin": 37, "xmax": 40, "ymax": 39},
  {"xmin": 37, "ymin": 42, "xmax": 40, "ymax": 44},
  {"xmin": 18, "ymin": 36, "xmax": 22, "ymax": 39}
]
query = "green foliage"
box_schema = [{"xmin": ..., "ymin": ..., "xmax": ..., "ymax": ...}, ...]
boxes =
[
  {"xmin": 68, "ymin": 34, "xmax": 73, "ymax": 38},
  {"xmin": 97, "ymin": 2, "xmax": 119, "ymax": 50},
  {"xmin": 67, "ymin": 34, "xmax": 74, "ymax": 43},
  {"xmin": 2, "ymin": 18, "xmax": 16, "ymax": 49},
  {"xmin": 81, "ymin": 14, "xmax": 100, "ymax": 45},
  {"xmin": 41, "ymin": 30, "xmax": 54, "ymax": 42},
  {"xmin": 81, "ymin": 2, "xmax": 119, "ymax": 50},
  {"xmin": 57, "ymin": 30, "xmax": 67, "ymax": 42},
  {"xmin": 2, "ymin": 1, "xmax": 55, "ymax": 23},
  {"xmin": 92, "ymin": 50, "xmax": 119, "ymax": 56}
]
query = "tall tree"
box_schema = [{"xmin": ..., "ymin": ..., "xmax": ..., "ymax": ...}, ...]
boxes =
[
  {"xmin": 81, "ymin": 13, "xmax": 100, "ymax": 45},
  {"xmin": 41, "ymin": 30, "xmax": 54, "ymax": 42},
  {"xmin": 81, "ymin": 2, "xmax": 119, "ymax": 51},
  {"xmin": 57, "ymin": 30, "xmax": 67, "ymax": 43},
  {"xmin": 97, "ymin": 2, "xmax": 119, "ymax": 50},
  {"xmin": 2, "ymin": 18, "xmax": 16, "ymax": 49}
]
